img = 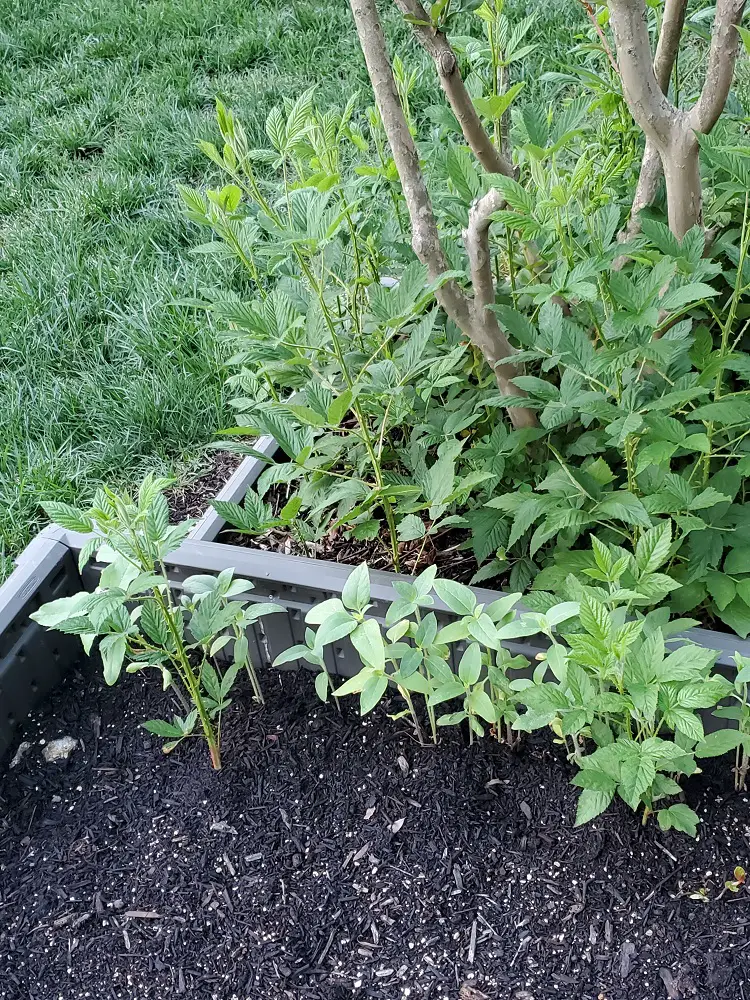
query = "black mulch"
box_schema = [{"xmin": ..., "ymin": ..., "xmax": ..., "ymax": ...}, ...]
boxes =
[
  {"xmin": 222, "ymin": 483, "xmax": 479, "ymax": 584},
  {"xmin": 1, "ymin": 665, "xmax": 749, "ymax": 1000},
  {"xmin": 166, "ymin": 452, "xmax": 243, "ymax": 524}
]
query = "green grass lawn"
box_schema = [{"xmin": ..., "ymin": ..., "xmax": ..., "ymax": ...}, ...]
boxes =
[
  {"xmin": 0, "ymin": 0, "xmax": 377, "ymax": 575},
  {"xmin": 0, "ymin": 0, "xmax": 585, "ymax": 577}
]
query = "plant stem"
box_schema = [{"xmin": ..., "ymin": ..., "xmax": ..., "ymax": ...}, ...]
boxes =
[{"xmin": 399, "ymin": 686, "xmax": 424, "ymax": 745}]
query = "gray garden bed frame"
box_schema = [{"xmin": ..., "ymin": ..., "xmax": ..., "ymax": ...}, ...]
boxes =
[{"xmin": 3, "ymin": 433, "xmax": 750, "ymax": 759}]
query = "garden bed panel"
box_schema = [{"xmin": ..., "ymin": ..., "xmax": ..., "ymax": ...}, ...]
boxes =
[{"xmin": 0, "ymin": 532, "xmax": 82, "ymax": 759}]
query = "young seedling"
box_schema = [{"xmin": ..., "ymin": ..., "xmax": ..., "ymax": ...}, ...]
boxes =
[
  {"xmin": 696, "ymin": 652, "xmax": 750, "ymax": 791},
  {"xmin": 32, "ymin": 477, "xmax": 285, "ymax": 769}
]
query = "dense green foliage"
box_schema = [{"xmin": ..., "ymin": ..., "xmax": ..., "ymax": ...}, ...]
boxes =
[
  {"xmin": 184, "ymin": 12, "xmax": 750, "ymax": 636},
  {"xmin": 30, "ymin": 480, "xmax": 283, "ymax": 767}
]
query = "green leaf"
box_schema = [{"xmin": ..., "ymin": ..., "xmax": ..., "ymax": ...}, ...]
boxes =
[
  {"xmin": 574, "ymin": 788, "xmax": 614, "ymax": 825},
  {"xmin": 717, "ymin": 595, "xmax": 750, "ymax": 638},
  {"xmin": 360, "ymin": 673, "xmax": 388, "ymax": 715},
  {"xmin": 467, "ymin": 613, "xmax": 501, "ymax": 650},
  {"xmin": 334, "ymin": 668, "xmax": 372, "ymax": 698},
  {"xmin": 145, "ymin": 493, "xmax": 169, "ymax": 542},
  {"xmin": 458, "ymin": 643, "xmax": 482, "ymax": 686},
  {"xmin": 619, "ymin": 748, "xmax": 657, "ymax": 810},
  {"xmin": 273, "ymin": 643, "xmax": 315, "ymax": 666},
  {"xmin": 142, "ymin": 719, "xmax": 184, "ymax": 738},
  {"xmin": 695, "ymin": 729, "xmax": 744, "ymax": 758},
  {"xmin": 100, "ymin": 633, "xmax": 127, "ymax": 686},
  {"xmin": 397, "ymin": 514, "xmax": 425, "ymax": 542},
  {"xmin": 667, "ymin": 708, "xmax": 704, "ymax": 743},
  {"xmin": 352, "ymin": 519, "xmax": 380, "ymax": 541},
  {"xmin": 429, "ymin": 679, "xmax": 466, "ymax": 705},
  {"xmin": 314, "ymin": 670, "xmax": 330, "ymax": 702},
  {"xmin": 579, "ymin": 595, "xmax": 610, "ymax": 644},
  {"xmin": 473, "ymin": 81, "xmax": 525, "ymax": 120},
  {"xmin": 724, "ymin": 546, "xmax": 750, "ymax": 575},
  {"xmin": 658, "ymin": 803, "xmax": 699, "ymax": 837},
  {"xmin": 30, "ymin": 591, "xmax": 93, "ymax": 628},
  {"xmin": 433, "ymin": 578, "xmax": 477, "ymax": 616},
  {"xmin": 350, "ymin": 618, "xmax": 385, "ymax": 671},
  {"xmin": 342, "ymin": 563, "xmax": 371, "ymax": 612},
  {"xmin": 434, "ymin": 620, "xmax": 470, "ymax": 644},
  {"xmin": 305, "ymin": 597, "xmax": 346, "ymax": 625},
  {"xmin": 316, "ymin": 611, "xmax": 358, "ymax": 646},
  {"xmin": 468, "ymin": 687, "xmax": 496, "ymax": 723},
  {"xmin": 705, "ymin": 571, "xmax": 736, "ymax": 612},
  {"xmin": 635, "ymin": 521, "xmax": 672, "ymax": 574},
  {"xmin": 596, "ymin": 492, "xmax": 652, "ymax": 528},
  {"xmin": 326, "ymin": 389, "xmax": 352, "ymax": 427},
  {"xmin": 571, "ymin": 768, "xmax": 616, "ymax": 792},
  {"xmin": 140, "ymin": 600, "xmax": 172, "ymax": 646},
  {"xmin": 41, "ymin": 501, "xmax": 93, "ymax": 533}
]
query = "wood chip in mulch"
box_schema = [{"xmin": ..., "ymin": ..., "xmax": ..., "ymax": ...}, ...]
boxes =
[{"xmin": 2, "ymin": 664, "xmax": 748, "ymax": 999}]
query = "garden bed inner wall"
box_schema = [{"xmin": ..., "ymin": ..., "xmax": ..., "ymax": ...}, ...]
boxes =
[{"xmin": 0, "ymin": 533, "xmax": 82, "ymax": 759}]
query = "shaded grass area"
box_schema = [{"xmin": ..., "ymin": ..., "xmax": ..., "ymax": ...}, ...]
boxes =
[
  {"xmin": 0, "ymin": 0, "xmax": 584, "ymax": 577},
  {"xmin": 0, "ymin": 0, "xmax": 372, "ymax": 575}
]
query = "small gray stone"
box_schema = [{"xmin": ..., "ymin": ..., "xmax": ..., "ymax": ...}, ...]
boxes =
[
  {"xmin": 43, "ymin": 736, "xmax": 78, "ymax": 762},
  {"xmin": 10, "ymin": 742, "xmax": 31, "ymax": 768}
]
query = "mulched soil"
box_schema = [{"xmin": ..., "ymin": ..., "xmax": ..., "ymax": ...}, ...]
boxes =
[
  {"xmin": 222, "ymin": 484, "xmax": 479, "ymax": 584},
  {"xmin": 166, "ymin": 452, "xmax": 243, "ymax": 524},
  {"xmin": 2, "ymin": 666, "xmax": 750, "ymax": 999}
]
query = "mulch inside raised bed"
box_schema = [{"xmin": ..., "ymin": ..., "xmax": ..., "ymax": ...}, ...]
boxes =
[
  {"xmin": 166, "ymin": 451, "xmax": 243, "ymax": 524},
  {"xmin": 2, "ymin": 665, "xmax": 749, "ymax": 1000},
  {"xmin": 223, "ymin": 483, "xmax": 480, "ymax": 584}
]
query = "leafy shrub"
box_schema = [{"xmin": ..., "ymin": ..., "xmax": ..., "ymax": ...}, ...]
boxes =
[
  {"xmin": 295, "ymin": 536, "xmax": 738, "ymax": 835},
  {"xmin": 182, "ymin": 67, "xmax": 750, "ymax": 636},
  {"xmin": 31, "ymin": 478, "xmax": 284, "ymax": 768}
]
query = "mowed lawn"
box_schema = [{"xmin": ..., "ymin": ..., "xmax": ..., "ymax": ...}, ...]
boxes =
[
  {"xmin": 0, "ymin": 0, "xmax": 376, "ymax": 576},
  {"xmin": 0, "ymin": 0, "xmax": 588, "ymax": 578}
]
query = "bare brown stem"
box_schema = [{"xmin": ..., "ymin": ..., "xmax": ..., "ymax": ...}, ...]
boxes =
[
  {"xmin": 610, "ymin": 0, "xmax": 746, "ymax": 238},
  {"xmin": 392, "ymin": 0, "xmax": 515, "ymax": 177},
  {"xmin": 348, "ymin": 0, "xmax": 537, "ymax": 428}
]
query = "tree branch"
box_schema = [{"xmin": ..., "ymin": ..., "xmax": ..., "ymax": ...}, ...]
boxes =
[
  {"xmin": 690, "ymin": 0, "xmax": 746, "ymax": 133},
  {"xmin": 621, "ymin": 0, "xmax": 686, "ymax": 241},
  {"xmin": 463, "ymin": 192, "xmax": 536, "ymax": 426},
  {"xmin": 349, "ymin": 0, "xmax": 469, "ymax": 328},
  {"xmin": 391, "ymin": 0, "xmax": 515, "ymax": 177},
  {"xmin": 653, "ymin": 0, "xmax": 688, "ymax": 92},
  {"xmin": 607, "ymin": 0, "xmax": 677, "ymax": 148},
  {"xmin": 348, "ymin": 0, "xmax": 536, "ymax": 428}
]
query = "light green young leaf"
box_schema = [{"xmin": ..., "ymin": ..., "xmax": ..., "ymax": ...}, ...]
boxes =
[
  {"xmin": 658, "ymin": 803, "xmax": 699, "ymax": 837},
  {"xmin": 350, "ymin": 618, "xmax": 385, "ymax": 671},
  {"xmin": 305, "ymin": 597, "xmax": 346, "ymax": 624},
  {"xmin": 433, "ymin": 578, "xmax": 477, "ymax": 616},
  {"xmin": 458, "ymin": 643, "xmax": 482, "ymax": 686},
  {"xmin": 100, "ymin": 633, "xmax": 128, "ymax": 686},
  {"xmin": 635, "ymin": 521, "xmax": 672, "ymax": 574},
  {"xmin": 342, "ymin": 563, "xmax": 371, "ymax": 613},
  {"xmin": 360, "ymin": 673, "xmax": 389, "ymax": 715}
]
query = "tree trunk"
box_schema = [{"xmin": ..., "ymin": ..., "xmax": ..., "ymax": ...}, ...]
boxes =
[{"xmin": 660, "ymin": 131, "xmax": 702, "ymax": 238}]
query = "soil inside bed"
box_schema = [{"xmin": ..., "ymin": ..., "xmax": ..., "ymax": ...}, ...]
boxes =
[
  {"xmin": 2, "ymin": 665, "xmax": 749, "ymax": 1000},
  {"xmin": 166, "ymin": 451, "xmax": 243, "ymax": 525},
  {"xmin": 223, "ymin": 483, "xmax": 479, "ymax": 585}
]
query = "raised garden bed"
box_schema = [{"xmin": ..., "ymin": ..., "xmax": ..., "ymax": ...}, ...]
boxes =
[
  {"xmin": 1, "ymin": 656, "xmax": 748, "ymax": 1000},
  {"xmin": 3, "ymin": 435, "xmax": 750, "ymax": 761}
]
